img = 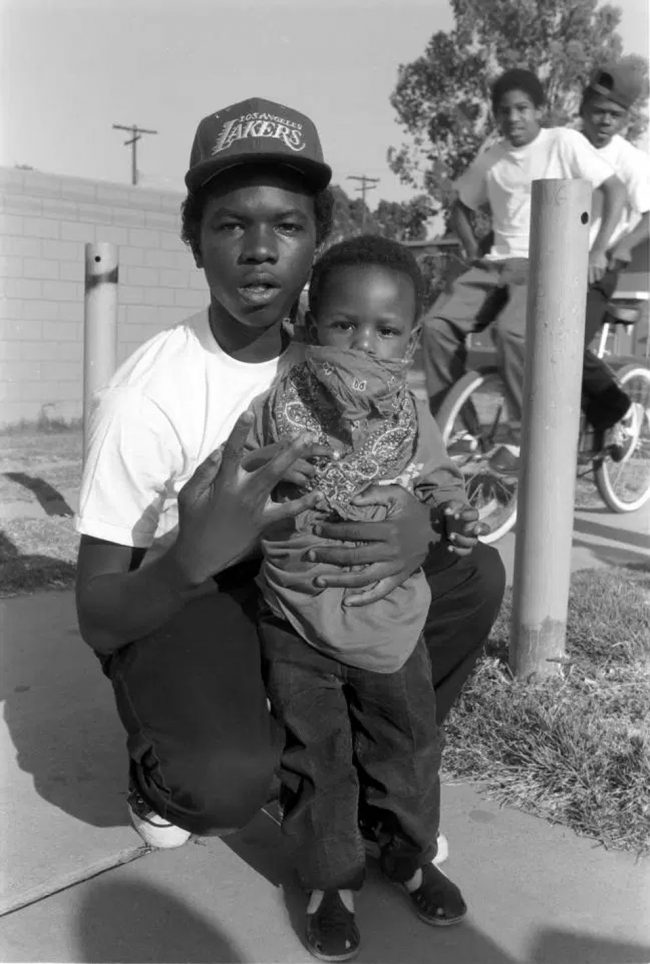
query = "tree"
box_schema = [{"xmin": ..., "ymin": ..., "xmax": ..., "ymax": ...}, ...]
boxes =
[
  {"xmin": 328, "ymin": 184, "xmax": 376, "ymax": 243},
  {"xmin": 388, "ymin": 0, "xmax": 648, "ymax": 210},
  {"xmin": 327, "ymin": 186, "xmax": 437, "ymax": 244},
  {"xmin": 374, "ymin": 195, "xmax": 438, "ymax": 241}
]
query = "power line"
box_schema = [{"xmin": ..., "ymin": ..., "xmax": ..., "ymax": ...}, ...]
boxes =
[
  {"xmin": 347, "ymin": 174, "xmax": 380, "ymax": 227},
  {"xmin": 112, "ymin": 123, "xmax": 158, "ymax": 186}
]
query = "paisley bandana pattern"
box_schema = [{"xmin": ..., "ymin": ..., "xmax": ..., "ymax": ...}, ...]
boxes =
[{"xmin": 268, "ymin": 346, "xmax": 417, "ymax": 515}]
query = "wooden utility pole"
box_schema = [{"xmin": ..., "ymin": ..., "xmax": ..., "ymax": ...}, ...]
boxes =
[
  {"xmin": 509, "ymin": 178, "xmax": 592, "ymax": 680},
  {"xmin": 112, "ymin": 123, "xmax": 158, "ymax": 186},
  {"xmin": 347, "ymin": 174, "xmax": 380, "ymax": 229}
]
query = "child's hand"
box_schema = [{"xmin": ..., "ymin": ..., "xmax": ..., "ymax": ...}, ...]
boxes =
[
  {"xmin": 242, "ymin": 439, "xmax": 332, "ymax": 486},
  {"xmin": 441, "ymin": 500, "xmax": 488, "ymax": 556}
]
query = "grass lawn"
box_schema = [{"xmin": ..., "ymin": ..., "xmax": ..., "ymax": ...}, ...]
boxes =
[
  {"xmin": 444, "ymin": 567, "xmax": 650, "ymax": 857},
  {"xmin": 1, "ymin": 426, "xmax": 648, "ymax": 855},
  {"xmin": 0, "ymin": 427, "xmax": 81, "ymax": 595}
]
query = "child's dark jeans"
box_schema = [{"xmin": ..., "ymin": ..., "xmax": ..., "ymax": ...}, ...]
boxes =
[{"xmin": 259, "ymin": 609, "xmax": 441, "ymax": 892}]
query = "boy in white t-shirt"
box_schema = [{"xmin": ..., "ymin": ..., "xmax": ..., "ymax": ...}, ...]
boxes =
[
  {"xmin": 422, "ymin": 68, "xmax": 625, "ymax": 465},
  {"xmin": 577, "ymin": 63, "xmax": 649, "ymax": 458}
]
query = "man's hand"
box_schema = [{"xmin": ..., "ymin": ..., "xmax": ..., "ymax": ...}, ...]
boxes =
[
  {"xmin": 171, "ymin": 413, "xmax": 322, "ymax": 588},
  {"xmin": 607, "ymin": 240, "xmax": 633, "ymax": 270},
  {"xmin": 588, "ymin": 247, "xmax": 608, "ymax": 284},
  {"xmin": 242, "ymin": 440, "xmax": 332, "ymax": 486},
  {"xmin": 305, "ymin": 484, "xmax": 437, "ymax": 606},
  {"xmin": 441, "ymin": 500, "xmax": 487, "ymax": 556}
]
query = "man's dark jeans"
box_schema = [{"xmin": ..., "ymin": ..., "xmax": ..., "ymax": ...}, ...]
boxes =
[
  {"xmin": 259, "ymin": 615, "xmax": 440, "ymax": 891},
  {"xmin": 100, "ymin": 544, "xmax": 505, "ymax": 837}
]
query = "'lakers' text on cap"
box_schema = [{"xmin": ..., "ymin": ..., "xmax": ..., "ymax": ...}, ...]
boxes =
[
  {"xmin": 587, "ymin": 63, "xmax": 645, "ymax": 110},
  {"xmin": 185, "ymin": 97, "xmax": 332, "ymax": 193}
]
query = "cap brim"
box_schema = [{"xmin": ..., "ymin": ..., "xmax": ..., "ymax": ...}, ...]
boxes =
[
  {"xmin": 185, "ymin": 154, "xmax": 332, "ymax": 193},
  {"xmin": 588, "ymin": 81, "xmax": 634, "ymax": 109}
]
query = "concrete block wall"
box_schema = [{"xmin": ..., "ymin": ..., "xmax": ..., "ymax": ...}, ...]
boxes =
[{"xmin": 0, "ymin": 167, "xmax": 208, "ymax": 428}]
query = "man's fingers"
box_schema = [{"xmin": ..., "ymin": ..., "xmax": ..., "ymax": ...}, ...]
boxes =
[
  {"xmin": 314, "ymin": 519, "xmax": 389, "ymax": 544},
  {"xmin": 221, "ymin": 411, "xmax": 255, "ymax": 471},
  {"xmin": 309, "ymin": 443, "xmax": 334, "ymax": 459},
  {"xmin": 255, "ymin": 433, "xmax": 316, "ymax": 489},
  {"xmin": 351, "ymin": 483, "xmax": 410, "ymax": 508},
  {"xmin": 350, "ymin": 484, "xmax": 392, "ymax": 508},
  {"xmin": 306, "ymin": 542, "xmax": 384, "ymax": 566},
  {"xmin": 265, "ymin": 488, "xmax": 322, "ymax": 523},
  {"xmin": 313, "ymin": 562, "xmax": 395, "ymax": 590},
  {"xmin": 241, "ymin": 442, "xmax": 282, "ymax": 472},
  {"xmin": 285, "ymin": 468, "xmax": 316, "ymax": 486},
  {"xmin": 343, "ymin": 575, "xmax": 403, "ymax": 607},
  {"xmin": 180, "ymin": 448, "xmax": 223, "ymax": 502}
]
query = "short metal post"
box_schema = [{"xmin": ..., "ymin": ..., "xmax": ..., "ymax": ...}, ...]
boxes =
[
  {"xmin": 83, "ymin": 243, "xmax": 118, "ymax": 461},
  {"xmin": 510, "ymin": 179, "xmax": 592, "ymax": 680}
]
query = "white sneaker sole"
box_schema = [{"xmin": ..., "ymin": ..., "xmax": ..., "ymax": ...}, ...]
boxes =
[{"xmin": 128, "ymin": 804, "xmax": 192, "ymax": 849}]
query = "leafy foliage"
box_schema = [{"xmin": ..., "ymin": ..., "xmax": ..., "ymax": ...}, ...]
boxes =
[
  {"xmin": 389, "ymin": 0, "xmax": 648, "ymax": 209},
  {"xmin": 327, "ymin": 185, "xmax": 437, "ymax": 244}
]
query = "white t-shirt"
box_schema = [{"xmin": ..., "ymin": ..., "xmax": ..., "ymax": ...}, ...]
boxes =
[
  {"xmin": 589, "ymin": 133, "xmax": 650, "ymax": 249},
  {"xmin": 75, "ymin": 308, "xmax": 299, "ymax": 565},
  {"xmin": 455, "ymin": 127, "xmax": 615, "ymax": 259}
]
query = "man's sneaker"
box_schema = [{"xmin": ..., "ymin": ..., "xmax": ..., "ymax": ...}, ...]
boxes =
[
  {"xmin": 361, "ymin": 822, "xmax": 449, "ymax": 867},
  {"xmin": 305, "ymin": 889, "xmax": 360, "ymax": 962},
  {"xmin": 488, "ymin": 443, "xmax": 520, "ymax": 474},
  {"xmin": 447, "ymin": 431, "xmax": 479, "ymax": 456},
  {"xmin": 127, "ymin": 783, "xmax": 191, "ymax": 849},
  {"xmin": 603, "ymin": 401, "xmax": 643, "ymax": 463}
]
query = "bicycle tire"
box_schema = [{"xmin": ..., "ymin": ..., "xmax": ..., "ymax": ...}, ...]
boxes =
[
  {"xmin": 593, "ymin": 363, "xmax": 650, "ymax": 512},
  {"xmin": 437, "ymin": 367, "xmax": 518, "ymax": 543}
]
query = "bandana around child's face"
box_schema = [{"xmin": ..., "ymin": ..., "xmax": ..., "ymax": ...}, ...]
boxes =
[
  {"xmin": 271, "ymin": 346, "xmax": 418, "ymax": 514},
  {"xmin": 302, "ymin": 345, "xmax": 412, "ymax": 421}
]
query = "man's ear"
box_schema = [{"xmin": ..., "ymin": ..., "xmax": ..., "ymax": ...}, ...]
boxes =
[{"xmin": 304, "ymin": 310, "xmax": 319, "ymax": 345}]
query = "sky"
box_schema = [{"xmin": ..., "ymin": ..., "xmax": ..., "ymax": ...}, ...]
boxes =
[{"xmin": 1, "ymin": 0, "xmax": 648, "ymax": 207}]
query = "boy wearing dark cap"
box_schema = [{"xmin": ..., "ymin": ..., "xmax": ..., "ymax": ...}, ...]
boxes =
[
  {"xmin": 74, "ymin": 98, "xmax": 504, "ymax": 925},
  {"xmin": 578, "ymin": 63, "xmax": 649, "ymax": 457},
  {"xmin": 422, "ymin": 68, "xmax": 625, "ymax": 466},
  {"xmin": 75, "ymin": 97, "xmax": 336, "ymax": 847}
]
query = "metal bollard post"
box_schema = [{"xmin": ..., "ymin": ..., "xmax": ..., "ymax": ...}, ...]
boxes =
[
  {"xmin": 83, "ymin": 243, "xmax": 118, "ymax": 461},
  {"xmin": 509, "ymin": 179, "xmax": 592, "ymax": 680}
]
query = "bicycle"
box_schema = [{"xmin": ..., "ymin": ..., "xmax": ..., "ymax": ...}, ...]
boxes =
[{"xmin": 436, "ymin": 298, "xmax": 650, "ymax": 544}]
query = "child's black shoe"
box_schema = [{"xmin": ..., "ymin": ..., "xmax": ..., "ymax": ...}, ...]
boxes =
[
  {"xmin": 305, "ymin": 889, "xmax": 360, "ymax": 962},
  {"xmin": 402, "ymin": 862, "xmax": 467, "ymax": 927}
]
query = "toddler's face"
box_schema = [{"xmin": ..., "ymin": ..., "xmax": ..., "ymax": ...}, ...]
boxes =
[{"xmin": 310, "ymin": 264, "xmax": 418, "ymax": 361}]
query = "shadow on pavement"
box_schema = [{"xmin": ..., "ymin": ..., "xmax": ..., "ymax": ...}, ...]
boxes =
[
  {"xmin": 76, "ymin": 879, "xmax": 244, "ymax": 963},
  {"xmin": 529, "ymin": 928, "xmax": 650, "ymax": 964},
  {"xmin": 571, "ymin": 536, "xmax": 650, "ymax": 569},
  {"xmin": 1, "ymin": 589, "xmax": 129, "ymax": 829},
  {"xmin": 225, "ymin": 811, "xmax": 520, "ymax": 964},
  {"xmin": 573, "ymin": 514, "xmax": 650, "ymax": 550},
  {"xmin": 3, "ymin": 472, "xmax": 74, "ymax": 516}
]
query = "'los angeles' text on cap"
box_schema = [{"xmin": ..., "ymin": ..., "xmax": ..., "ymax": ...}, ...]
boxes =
[{"xmin": 185, "ymin": 97, "xmax": 332, "ymax": 193}]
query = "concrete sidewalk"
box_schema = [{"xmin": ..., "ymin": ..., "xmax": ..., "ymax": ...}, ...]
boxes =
[{"xmin": 0, "ymin": 464, "xmax": 648, "ymax": 961}]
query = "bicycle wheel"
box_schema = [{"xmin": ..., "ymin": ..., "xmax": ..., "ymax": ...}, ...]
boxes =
[
  {"xmin": 437, "ymin": 368, "xmax": 518, "ymax": 543},
  {"xmin": 594, "ymin": 363, "xmax": 650, "ymax": 512}
]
